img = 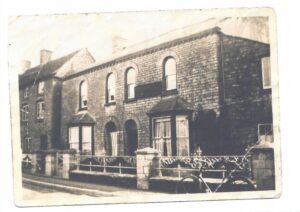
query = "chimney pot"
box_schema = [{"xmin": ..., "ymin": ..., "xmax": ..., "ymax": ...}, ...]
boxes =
[
  {"xmin": 20, "ymin": 60, "xmax": 31, "ymax": 73},
  {"xmin": 40, "ymin": 49, "xmax": 52, "ymax": 64}
]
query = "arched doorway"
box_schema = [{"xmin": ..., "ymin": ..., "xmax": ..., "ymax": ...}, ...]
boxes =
[
  {"xmin": 125, "ymin": 120, "xmax": 138, "ymax": 156},
  {"xmin": 105, "ymin": 122, "xmax": 117, "ymax": 156}
]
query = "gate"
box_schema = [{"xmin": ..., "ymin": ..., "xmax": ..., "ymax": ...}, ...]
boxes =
[
  {"xmin": 36, "ymin": 153, "xmax": 45, "ymax": 174},
  {"xmin": 55, "ymin": 152, "xmax": 64, "ymax": 177}
]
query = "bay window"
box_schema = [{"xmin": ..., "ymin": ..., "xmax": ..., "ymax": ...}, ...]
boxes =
[
  {"xmin": 152, "ymin": 115, "xmax": 190, "ymax": 156},
  {"xmin": 68, "ymin": 125, "xmax": 93, "ymax": 154}
]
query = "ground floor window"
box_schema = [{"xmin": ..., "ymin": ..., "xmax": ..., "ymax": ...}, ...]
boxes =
[
  {"xmin": 69, "ymin": 125, "xmax": 93, "ymax": 154},
  {"xmin": 258, "ymin": 123, "xmax": 273, "ymax": 144},
  {"xmin": 23, "ymin": 137, "xmax": 31, "ymax": 153},
  {"xmin": 152, "ymin": 115, "xmax": 190, "ymax": 156}
]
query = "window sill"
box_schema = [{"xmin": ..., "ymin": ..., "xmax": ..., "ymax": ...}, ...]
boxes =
[
  {"xmin": 78, "ymin": 107, "xmax": 88, "ymax": 112},
  {"xmin": 104, "ymin": 102, "xmax": 116, "ymax": 107},
  {"xmin": 36, "ymin": 118, "xmax": 44, "ymax": 122},
  {"xmin": 123, "ymin": 98, "xmax": 136, "ymax": 103},
  {"xmin": 162, "ymin": 89, "xmax": 178, "ymax": 96}
]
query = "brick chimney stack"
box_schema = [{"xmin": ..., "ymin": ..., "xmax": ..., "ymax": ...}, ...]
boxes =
[
  {"xmin": 20, "ymin": 60, "xmax": 31, "ymax": 73},
  {"xmin": 40, "ymin": 49, "xmax": 52, "ymax": 64},
  {"xmin": 112, "ymin": 36, "xmax": 127, "ymax": 54}
]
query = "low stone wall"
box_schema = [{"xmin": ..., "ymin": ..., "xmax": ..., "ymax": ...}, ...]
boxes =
[{"xmin": 251, "ymin": 145, "xmax": 275, "ymax": 190}]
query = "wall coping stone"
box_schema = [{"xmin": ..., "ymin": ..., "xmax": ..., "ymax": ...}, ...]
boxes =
[{"xmin": 135, "ymin": 147, "xmax": 159, "ymax": 155}]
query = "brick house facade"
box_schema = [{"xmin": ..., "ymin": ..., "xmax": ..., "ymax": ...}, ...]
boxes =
[
  {"xmin": 19, "ymin": 48, "xmax": 95, "ymax": 153},
  {"xmin": 59, "ymin": 27, "xmax": 272, "ymax": 156}
]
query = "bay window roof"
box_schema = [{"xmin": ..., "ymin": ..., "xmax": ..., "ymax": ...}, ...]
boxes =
[{"xmin": 148, "ymin": 96, "xmax": 194, "ymax": 115}]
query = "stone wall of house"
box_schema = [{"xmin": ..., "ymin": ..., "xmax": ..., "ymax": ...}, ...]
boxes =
[
  {"xmin": 60, "ymin": 32, "xmax": 222, "ymax": 155},
  {"xmin": 220, "ymin": 34, "xmax": 272, "ymax": 153},
  {"xmin": 19, "ymin": 78, "xmax": 58, "ymax": 152}
]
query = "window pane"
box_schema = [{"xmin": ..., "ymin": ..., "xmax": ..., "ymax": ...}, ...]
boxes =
[
  {"xmin": 82, "ymin": 126, "xmax": 92, "ymax": 152},
  {"xmin": 166, "ymin": 75, "xmax": 177, "ymax": 90},
  {"xmin": 69, "ymin": 127, "xmax": 79, "ymax": 150},
  {"xmin": 262, "ymin": 57, "xmax": 271, "ymax": 88},
  {"xmin": 127, "ymin": 68, "xmax": 136, "ymax": 84},
  {"xmin": 107, "ymin": 74, "xmax": 115, "ymax": 102},
  {"xmin": 38, "ymin": 81, "xmax": 44, "ymax": 94},
  {"xmin": 153, "ymin": 118, "xmax": 171, "ymax": 156},
  {"xmin": 128, "ymin": 84, "xmax": 135, "ymax": 99},
  {"xmin": 165, "ymin": 58, "xmax": 176, "ymax": 75},
  {"xmin": 176, "ymin": 116, "xmax": 189, "ymax": 156},
  {"xmin": 80, "ymin": 81, "xmax": 88, "ymax": 108}
]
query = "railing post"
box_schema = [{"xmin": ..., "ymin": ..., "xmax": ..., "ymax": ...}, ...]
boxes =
[
  {"xmin": 136, "ymin": 148, "xmax": 159, "ymax": 190},
  {"xmin": 119, "ymin": 163, "xmax": 122, "ymax": 174},
  {"xmin": 177, "ymin": 163, "xmax": 181, "ymax": 178},
  {"xmin": 89, "ymin": 161, "xmax": 92, "ymax": 172},
  {"xmin": 103, "ymin": 157, "xmax": 107, "ymax": 173},
  {"xmin": 77, "ymin": 154, "xmax": 80, "ymax": 170}
]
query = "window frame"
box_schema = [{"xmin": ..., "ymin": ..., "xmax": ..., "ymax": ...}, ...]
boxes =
[
  {"xmin": 24, "ymin": 137, "xmax": 31, "ymax": 153},
  {"xmin": 106, "ymin": 73, "xmax": 116, "ymax": 105},
  {"xmin": 261, "ymin": 56, "xmax": 271, "ymax": 89},
  {"xmin": 37, "ymin": 81, "xmax": 44, "ymax": 95},
  {"xmin": 79, "ymin": 80, "xmax": 88, "ymax": 110},
  {"xmin": 23, "ymin": 87, "xmax": 29, "ymax": 99},
  {"xmin": 151, "ymin": 114, "xmax": 190, "ymax": 156},
  {"xmin": 258, "ymin": 123, "xmax": 273, "ymax": 144},
  {"xmin": 125, "ymin": 67, "xmax": 136, "ymax": 100},
  {"xmin": 163, "ymin": 57, "xmax": 177, "ymax": 92},
  {"xmin": 21, "ymin": 104, "xmax": 29, "ymax": 122},
  {"xmin": 36, "ymin": 100, "xmax": 45, "ymax": 120}
]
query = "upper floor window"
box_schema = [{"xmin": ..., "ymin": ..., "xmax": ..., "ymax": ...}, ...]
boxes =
[
  {"xmin": 36, "ymin": 101, "xmax": 45, "ymax": 120},
  {"xmin": 23, "ymin": 87, "xmax": 29, "ymax": 98},
  {"xmin": 37, "ymin": 81, "xmax": 44, "ymax": 94},
  {"xmin": 258, "ymin": 123, "xmax": 273, "ymax": 144},
  {"xmin": 21, "ymin": 104, "xmax": 29, "ymax": 122},
  {"xmin": 79, "ymin": 81, "xmax": 88, "ymax": 109},
  {"xmin": 106, "ymin": 73, "xmax": 116, "ymax": 103},
  {"xmin": 164, "ymin": 57, "xmax": 177, "ymax": 91},
  {"xmin": 261, "ymin": 57, "xmax": 271, "ymax": 89},
  {"xmin": 125, "ymin": 68, "xmax": 136, "ymax": 99}
]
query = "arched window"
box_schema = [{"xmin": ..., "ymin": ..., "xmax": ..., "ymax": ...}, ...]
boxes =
[
  {"xmin": 164, "ymin": 57, "xmax": 177, "ymax": 91},
  {"xmin": 125, "ymin": 68, "xmax": 136, "ymax": 99},
  {"xmin": 79, "ymin": 81, "xmax": 88, "ymax": 109},
  {"xmin": 106, "ymin": 73, "xmax": 116, "ymax": 103}
]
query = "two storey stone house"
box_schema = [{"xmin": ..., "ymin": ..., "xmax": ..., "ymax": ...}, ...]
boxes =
[
  {"xmin": 59, "ymin": 26, "xmax": 272, "ymax": 156},
  {"xmin": 19, "ymin": 48, "xmax": 95, "ymax": 153}
]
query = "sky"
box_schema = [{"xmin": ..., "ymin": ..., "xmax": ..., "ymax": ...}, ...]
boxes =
[{"xmin": 8, "ymin": 10, "xmax": 269, "ymax": 74}]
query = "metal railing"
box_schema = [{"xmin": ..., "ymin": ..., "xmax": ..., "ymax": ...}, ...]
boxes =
[
  {"xmin": 154, "ymin": 155, "xmax": 252, "ymax": 178},
  {"xmin": 71, "ymin": 154, "xmax": 137, "ymax": 175}
]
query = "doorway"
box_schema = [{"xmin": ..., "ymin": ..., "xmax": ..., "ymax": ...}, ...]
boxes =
[{"xmin": 125, "ymin": 120, "xmax": 138, "ymax": 156}]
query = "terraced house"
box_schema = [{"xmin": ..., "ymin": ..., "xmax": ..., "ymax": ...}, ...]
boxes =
[
  {"xmin": 19, "ymin": 48, "xmax": 95, "ymax": 153},
  {"xmin": 19, "ymin": 23, "xmax": 272, "ymax": 157},
  {"xmin": 59, "ymin": 26, "xmax": 272, "ymax": 157}
]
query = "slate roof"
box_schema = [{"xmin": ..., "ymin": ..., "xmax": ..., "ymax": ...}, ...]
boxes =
[
  {"xmin": 69, "ymin": 112, "xmax": 96, "ymax": 125},
  {"xmin": 19, "ymin": 49, "xmax": 81, "ymax": 87},
  {"xmin": 148, "ymin": 96, "xmax": 194, "ymax": 115}
]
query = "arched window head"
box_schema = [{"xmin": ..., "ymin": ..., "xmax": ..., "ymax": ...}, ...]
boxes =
[
  {"xmin": 107, "ymin": 73, "xmax": 116, "ymax": 103},
  {"xmin": 164, "ymin": 57, "xmax": 177, "ymax": 91},
  {"xmin": 126, "ymin": 68, "xmax": 136, "ymax": 99},
  {"xmin": 80, "ymin": 81, "xmax": 88, "ymax": 109}
]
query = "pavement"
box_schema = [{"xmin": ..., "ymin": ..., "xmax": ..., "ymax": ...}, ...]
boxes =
[{"xmin": 22, "ymin": 173, "xmax": 165, "ymax": 197}]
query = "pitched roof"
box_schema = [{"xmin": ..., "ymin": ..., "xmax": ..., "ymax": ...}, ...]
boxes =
[
  {"xmin": 69, "ymin": 112, "xmax": 96, "ymax": 125},
  {"xmin": 65, "ymin": 26, "xmax": 221, "ymax": 80},
  {"xmin": 148, "ymin": 96, "xmax": 194, "ymax": 115},
  {"xmin": 19, "ymin": 49, "xmax": 81, "ymax": 87}
]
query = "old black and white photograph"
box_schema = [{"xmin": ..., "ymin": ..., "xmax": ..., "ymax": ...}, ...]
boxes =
[{"xmin": 8, "ymin": 7, "xmax": 280, "ymax": 206}]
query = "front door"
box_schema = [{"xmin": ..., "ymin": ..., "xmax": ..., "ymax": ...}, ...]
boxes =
[{"xmin": 110, "ymin": 132, "xmax": 118, "ymax": 156}]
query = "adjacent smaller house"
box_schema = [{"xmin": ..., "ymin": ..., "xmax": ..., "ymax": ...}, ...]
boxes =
[{"xmin": 19, "ymin": 48, "xmax": 95, "ymax": 153}]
